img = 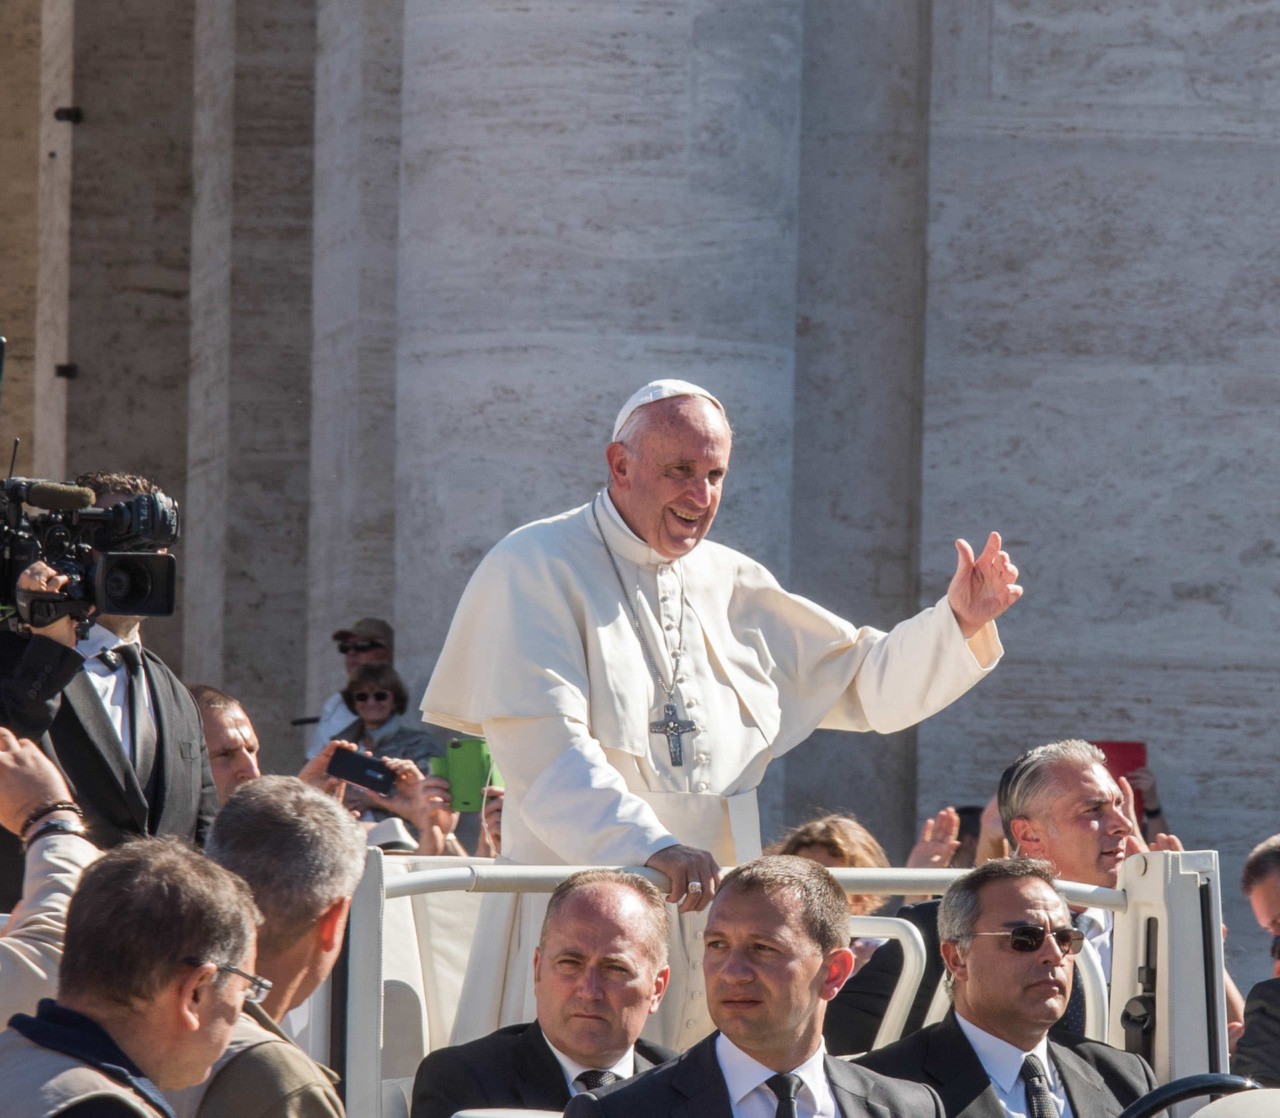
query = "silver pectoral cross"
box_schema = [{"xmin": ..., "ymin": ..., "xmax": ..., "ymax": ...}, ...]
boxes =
[{"xmin": 651, "ymin": 701, "xmax": 695, "ymax": 767}]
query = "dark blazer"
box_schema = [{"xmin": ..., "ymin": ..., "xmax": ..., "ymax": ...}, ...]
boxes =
[
  {"xmin": 564, "ymin": 1032, "xmax": 944, "ymax": 1118},
  {"xmin": 1233, "ymin": 977, "xmax": 1280, "ymax": 1087},
  {"xmin": 855, "ymin": 1011, "xmax": 1156, "ymax": 1118},
  {"xmin": 827, "ymin": 900, "xmax": 945, "ymax": 1055},
  {"xmin": 410, "ymin": 1020, "xmax": 673, "ymax": 1118},
  {"xmin": 0, "ymin": 631, "xmax": 215, "ymax": 909},
  {"xmin": 829, "ymin": 901, "xmax": 1089, "ymax": 1056}
]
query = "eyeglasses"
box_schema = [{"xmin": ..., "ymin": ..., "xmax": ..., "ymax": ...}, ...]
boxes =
[
  {"xmin": 339, "ymin": 640, "xmax": 384, "ymax": 654},
  {"xmin": 353, "ymin": 690, "xmax": 391, "ymax": 704},
  {"xmin": 968, "ymin": 925, "xmax": 1084, "ymax": 955},
  {"xmin": 183, "ymin": 958, "xmax": 274, "ymax": 1004}
]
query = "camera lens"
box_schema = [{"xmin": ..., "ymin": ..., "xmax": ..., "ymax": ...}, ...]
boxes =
[{"xmin": 102, "ymin": 558, "xmax": 154, "ymax": 613}]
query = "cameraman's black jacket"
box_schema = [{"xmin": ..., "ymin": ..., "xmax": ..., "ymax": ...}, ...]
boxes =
[{"xmin": 0, "ymin": 630, "xmax": 216, "ymax": 909}]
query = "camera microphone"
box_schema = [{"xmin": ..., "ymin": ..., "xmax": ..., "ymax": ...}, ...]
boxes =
[{"xmin": 26, "ymin": 482, "xmax": 96, "ymax": 512}]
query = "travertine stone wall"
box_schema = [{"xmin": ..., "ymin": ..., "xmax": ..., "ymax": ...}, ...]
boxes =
[
  {"xmin": 393, "ymin": 1, "xmax": 807, "ymax": 764},
  {"xmin": 917, "ymin": 0, "xmax": 1280, "ymax": 989},
  {"xmin": 64, "ymin": 2, "xmax": 196, "ymax": 666},
  {"xmin": 784, "ymin": 1, "xmax": 932, "ymax": 858},
  {"xmin": 184, "ymin": 0, "xmax": 235, "ymax": 688},
  {"xmin": 184, "ymin": 0, "xmax": 317, "ymax": 770},
  {"xmin": 307, "ymin": 0, "xmax": 405, "ymax": 723},
  {"xmin": 0, "ymin": 0, "xmax": 72, "ymax": 480}
]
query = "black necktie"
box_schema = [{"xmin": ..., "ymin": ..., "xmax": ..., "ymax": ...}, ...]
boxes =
[
  {"xmin": 765, "ymin": 1072, "xmax": 804, "ymax": 1118},
  {"xmin": 1020, "ymin": 1054, "xmax": 1058, "ymax": 1118},
  {"xmin": 1058, "ymin": 912, "xmax": 1089, "ymax": 1034},
  {"xmin": 575, "ymin": 1069, "xmax": 621, "ymax": 1093},
  {"xmin": 105, "ymin": 644, "xmax": 157, "ymax": 790}
]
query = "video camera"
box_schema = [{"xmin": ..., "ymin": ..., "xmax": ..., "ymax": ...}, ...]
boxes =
[{"xmin": 0, "ymin": 477, "xmax": 180, "ymax": 629}]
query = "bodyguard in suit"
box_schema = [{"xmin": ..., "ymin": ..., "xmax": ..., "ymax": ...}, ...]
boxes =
[
  {"xmin": 411, "ymin": 869, "xmax": 675, "ymax": 1118},
  {"xmin": 856, "ymin": 859, "xmax": 1156, "ymax": 1117},
  {"xmin": 567, "ymin": 855, "xmax": 943, "ymax": 1118},
  {"xmin": 0, "ymin": 472, "xmax": 215, "ymax": 911},
  {"xmin": 831, "ymin": 739, "xmax": 1149, "ymax": 1054}
]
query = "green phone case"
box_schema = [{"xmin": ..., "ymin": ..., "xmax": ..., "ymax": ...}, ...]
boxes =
[{"xmin": 442, "ymin": 737, "xmax": 503, "ymax": 812}]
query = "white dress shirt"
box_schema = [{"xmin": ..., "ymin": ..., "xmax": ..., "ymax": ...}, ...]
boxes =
[
  {"xmin": 77, "ymin": 622, "xmax": 154, "ymax": 765},
  {"xmin": 955, "ymin": 1013, "xmax": 1073, "ymax": 1118},
  {"xmin": 1075, "ymin": 907, "xmax": 1113, "ymax": 980},
  {"xmin": 543, "ymin": 1035, "xmax": 635, "ymax": 1096},
  {"xmin": 715, "ymin": 1034, "xmax": 836, "ymax": 1118}
]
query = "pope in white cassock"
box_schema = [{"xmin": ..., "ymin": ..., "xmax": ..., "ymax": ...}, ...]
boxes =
[{"xmin": 421, "ymin": 380, "xmax": 1022, "ymax": 1050}]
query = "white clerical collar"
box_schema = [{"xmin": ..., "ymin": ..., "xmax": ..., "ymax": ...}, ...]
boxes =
[
  {"xmin": 954, "ymin": 1012, "xmax": 1057, "ymax": 1096},
  {"xmin": 715, "ymin": 1033, "xmax": 836, "ymax": 1118},
  {"xmin": 542, "ymin": 1033, "xmax": 634, "ymax": 1094},
  {"xmin": 596, "ymin": 489, "xmax": 676, "ymax": 569}
]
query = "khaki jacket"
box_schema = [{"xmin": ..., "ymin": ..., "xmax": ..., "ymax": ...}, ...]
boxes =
[{"xmin": 166, "ymin": 1001, "xmax": 344, "ymax": 1118}]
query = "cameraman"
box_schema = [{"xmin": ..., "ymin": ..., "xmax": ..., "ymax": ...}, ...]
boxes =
[{"xmin": 0, "ymin": 472, "xmax": 215, "ymax": 911}]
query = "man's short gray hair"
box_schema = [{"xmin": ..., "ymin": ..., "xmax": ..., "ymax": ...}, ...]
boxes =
[
  {"xmin": 207, "ymin": 776, "xmax": 367, "ymax": 954},
  {"xmin": 998, "ymin": 739, "xmax": 1106, "ymax": 848},
  {"xmin": 938, "ymin": 858, "xmax": 1063, "ymax": 946}
]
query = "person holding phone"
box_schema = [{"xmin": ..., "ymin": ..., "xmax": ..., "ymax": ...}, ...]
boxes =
[{"xmin": 338, "ymin": 664, "xmax": 501, "ymax": 854}]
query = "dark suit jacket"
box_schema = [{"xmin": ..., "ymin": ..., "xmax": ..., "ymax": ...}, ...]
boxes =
[
  {"xmin": 827, "ymin": 900, "xmax": 945, "ymax": 1055},
  {"xmin": 564, "ymin": 1032, "xmax": 944, "ymax": 1118},
  {"xmin": 855, "ymin": 1011, "xmax": 1156, "ymax": 1118},
  {"xmin": 410, "ymin": 1020, "xmax": 673, "ymax": 1118},
  {"xmin": 1233, "ymin": 977, "xmax": 1280, "ymax": 1087},
  {"xmin": 830, "ymin": 901, "xmax": 1089, "ymax": 1056},
  {"xmin": 0, "ymin": 631, "xmax": 215, "ymax": 909}
]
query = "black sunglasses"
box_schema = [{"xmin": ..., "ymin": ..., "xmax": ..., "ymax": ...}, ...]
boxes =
[
  {"xmin": 353, "ymin": 690, "xmax": 391, "ymax": 704},
  {"xmin": 969, "ymin": 925, "xmax": 1084, "ymax": 955},
  {"xmin": 339, "ymin": 640, "xmax": 384, "ymax": 654}
]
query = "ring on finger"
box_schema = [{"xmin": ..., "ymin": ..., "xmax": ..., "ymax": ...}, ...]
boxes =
[{"xmin": 687, "ymin": 881, "xmax": 703, "ymax": 895}]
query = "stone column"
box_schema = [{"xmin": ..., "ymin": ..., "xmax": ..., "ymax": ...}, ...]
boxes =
[
  {"xmin": 306, "ymin": 0, "xmax": 405, "ymax": 732},
  {"xmin": 185, "ymin": 0, "xmax": 316, "ymax": 770},
  {"xmin": 393, "ymin": 1, "xmax": 806, "ymax": 715},
  {"xmin": 64, "ymin": 1, "xmax": 196, "ymax": 665},
  {"xmin": 919, "ymin": 0, "xmax": 1280, "ymax": 991},
  {"xmin": 0, "ymin": 0, "xmax": 73, "ymax": 480},
  {"xmin": 783, "ymin": 2, "xmax": 933, "ymax": 856}
]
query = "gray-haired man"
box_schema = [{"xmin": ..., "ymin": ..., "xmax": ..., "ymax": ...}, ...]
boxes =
[
  {"xmin": 856, "ymin": 859, "xmax": 1156, "ymax": 1118},
  {"xmin": 165, "ymin": 776, "xmax": 368, "ymax": 1118}
]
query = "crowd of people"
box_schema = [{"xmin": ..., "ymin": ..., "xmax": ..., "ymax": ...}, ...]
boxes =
[{"xmin": 0, "ymin": 379, "xmax": 1273, "ymax": 1118}]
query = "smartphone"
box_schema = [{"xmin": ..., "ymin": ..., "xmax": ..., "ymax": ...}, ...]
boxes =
[
  {"xmin": 1095, "ymin": 740, "xmax": 1147, "ymax": 818},
  {"xmin": 429, "ymin": 738, "xmax": 503, "ymax": 813},
  {"xmin": 325, "ymin": 748, "xmax": 396, "ymax": 797}
]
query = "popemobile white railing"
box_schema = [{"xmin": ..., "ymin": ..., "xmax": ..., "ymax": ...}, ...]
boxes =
[{"xmin": 309, "ymin": 850, "xmax": 1227, "ymax": 1118}]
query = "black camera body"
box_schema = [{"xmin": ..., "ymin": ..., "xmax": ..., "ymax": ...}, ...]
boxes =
[{"xmin": 0, "ymin": 478, "xmax": 181, "ymax": 627}]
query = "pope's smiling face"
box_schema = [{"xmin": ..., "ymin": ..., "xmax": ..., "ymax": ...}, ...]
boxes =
[{"xmin": 605, "ymin": 396, "xmax": 732, "ymax": 560}]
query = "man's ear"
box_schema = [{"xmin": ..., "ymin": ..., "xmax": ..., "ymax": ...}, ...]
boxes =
[
  {"xmin": 940, "ymin": 941, "xmax": 967, "ymax": 987},
  {"xmin": 531, "ymin": 946, "xmax": 542, "ymax": 989},
  {"xmin": 177, "ymin": 963, "xmax": 217, "ymax": 1032},
  {"xmin": 1009, "ymin": 815, "xmax": 1039, "ymax": 855},
  {"xmin": 648, "ymin": 965, "xmax": 670, "ymax": 1014},
  {"xmin": 316, "ymin": 897, "xmax": 351, "ymax": 954},
  {"xmin": 819, "ymin": 946, "xmax": 856, "ymax": 1002},
  {"xmin": 605, "ymin": 442, "xmax": 630, "ymax": 489}
]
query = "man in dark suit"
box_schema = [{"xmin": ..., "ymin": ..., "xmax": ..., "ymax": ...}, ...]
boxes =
[
  {"xmin": 566, "ymin": 856, "xmax": 943, "ymax": 1118},
  {"xmin": 830, "ymin": 739, "xmax": 1149, "ymax": 1055},
  {"xmin": 411, "ymin": 869, "xmax": 675, "ymax": 1118},
  {"xmin": 856, "ymin": 859, "xmax": 1156, "ymax": 1117},
  {"xmin": 0, "ymin": 471, "xmax": 215, "ymax": 910}
]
